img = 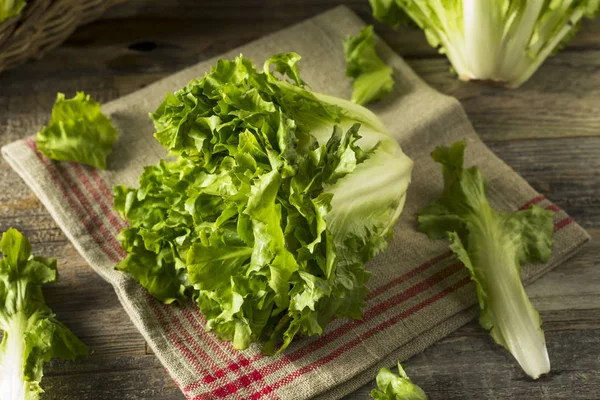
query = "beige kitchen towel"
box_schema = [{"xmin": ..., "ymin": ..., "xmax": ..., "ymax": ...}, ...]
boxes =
[{"xmin": 2, "ymin": 6, "xmax": 590, "ymax": 400}]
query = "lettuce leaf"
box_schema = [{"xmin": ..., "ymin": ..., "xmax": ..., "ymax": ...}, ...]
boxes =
[
  {"xmin": 36, "ymin": 92, "xmax": 119, "ymax": 169},
  {"xmin": 114, "ymin": 53, "xmax": 413, "ymax": 353},
  {"xmin": 344, "ymin": 25, "xmax": 394, "ymax": 105},
  {"xmin": 0, "ymin": 0, "xmax": 26, "ymax": 23},
  {"xmin": 0, "ymin": 228, "xmax": 88, "ymax": 400},
  {"xmin": 418, "ymin": 141, "xmax": 554, "ymax": 379},
  {"xmin": 370, "ymin": 363, "xmax": 427, "ymax": 400}
]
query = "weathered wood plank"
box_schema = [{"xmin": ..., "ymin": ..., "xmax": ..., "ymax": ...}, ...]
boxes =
[
  {"xmin": 350, "ymin": 327, "xmax": 600, "ymax": 400},
  {"xmin": 410, "ymin": 52, "xmax": 600, "ymax": 140},
  {"xmin": 100, "ymin": 0, "xmax": 600, "ymax": 54},
  {"xmin": 42, "ymin": 355, "xmax": 182, "ymax": 400},
  {"xmin": 350, "ymin": 326, "xmax": 600, "ymax": 399},
  {"xmin": 1, "ymin": 31, "xmax": 599, "ymax": 142},
  {"xmin": 486, "ymin": 138, "xmax": 600, "ymax": 227},
  {"xmin": 70, "ymin": 2, "xmax": 600, "ymax": 64}
]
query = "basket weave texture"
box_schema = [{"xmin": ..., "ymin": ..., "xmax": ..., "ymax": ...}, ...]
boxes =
[{"xmin": 0, "ymin": 0, "xmax": 125, "ymax": 73}]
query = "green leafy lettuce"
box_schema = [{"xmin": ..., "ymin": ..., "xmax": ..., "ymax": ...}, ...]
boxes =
[
  {"xmin": 371, "ymin": 363, "xmax": 427, "ymax": 400},
  {"xmin": 114, "ymin": 53, "xmax": 413, "ymax": 353},
  {"xmin": 0, "ymin": 0, "xmax": 26, "ymax": 23},
  {"xmin": 344, "ymin": 25, "xmax": 394, "ymax": 105},
  {"xmin": 418, "ymin": 141, "xmax": 554, "ymax": 379},
  {"xmin": 370, "ymin": 0, "xmax": 600, "ymax": 88},
  {"xmin": 0, "ymin": 228, "xmax": 88, "ymax": 400},
  {"xmin": 36, "ymin": 92, "xmax": 119, "ymax": 169}
]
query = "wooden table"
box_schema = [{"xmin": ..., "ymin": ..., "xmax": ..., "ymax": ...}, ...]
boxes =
[{"xmin": 1, "ymin": 1, "xmax": 599, "ymax": 399}]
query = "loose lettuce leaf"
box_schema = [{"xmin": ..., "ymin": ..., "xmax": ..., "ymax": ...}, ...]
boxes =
[
  {"xmin": 418, "ymin": 141, "xmax": 554, "ymax": 379},
  {"xmin": 114, "ymin": 53, "xmax": 413, "ymax": 353},
  {"xmin": 36, "ymin": 92, "xmax": 119, "ymax": 169},
  {"xmin": 0, "ymin": 228, "xmax": 88, "ymax": 400},
  {"xmin": 370, "ymin": 363, "xmax": 427, "ymax": 400},
  {"xmin": 344, "ymin": 25, "xmax": 394, "ymax": 105},
  {"xmin": 0, "ymin": 0, "xmax": 26, "ymax": 23}
]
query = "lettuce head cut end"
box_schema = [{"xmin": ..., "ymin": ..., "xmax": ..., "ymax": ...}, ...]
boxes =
[
  {"xmin": 370, "ymin": 0, "xmax": 600, "ymax": 88},
  {"xmin": 114, "ymin": 53, "xmax": 413, "ymax": 353}
]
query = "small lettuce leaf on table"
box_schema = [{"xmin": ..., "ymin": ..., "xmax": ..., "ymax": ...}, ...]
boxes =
[
  {"xmin": 36, "ymin": 92, "xmax": 119, "ymax": 169},
  {"xmin": 344, "ymin": 25, "xmax": 394, "ymax": 106},
  {"xmin": 0, "ymin": 228, "xmax": 88, "ymax": 400},
  {"xmin": 418, "ymin": 141, "xmax": 555, "ymax": 379},
  {"xmin": 371, "ymin": 363, "xmax": 427, "ymax": 400},
  {"xmin": 114, "ymin": 52, "xmax": 413, "ymax": 353}
]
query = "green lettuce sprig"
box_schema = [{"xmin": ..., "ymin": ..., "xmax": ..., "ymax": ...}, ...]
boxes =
[
  {"xmin": 344, "ymin": 25, "xmax": 394, "ymax": 105},
  {"xmin": 418, "ymin": 141, "xmax": 554, "ymax": 378},
  {"xmin": 0, "ymin": 228, "xmax": 88, "ymax": 400}
]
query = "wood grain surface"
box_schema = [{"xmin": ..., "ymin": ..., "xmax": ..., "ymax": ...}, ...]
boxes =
[{"xmin": 0, "ymin": 1, "xmax": 599, "ymax": 399}]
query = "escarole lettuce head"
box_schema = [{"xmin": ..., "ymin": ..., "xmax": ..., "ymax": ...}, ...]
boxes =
[
  {"xmin": 418, "ymin": 141, "xmax": 554, "ymax": 379},
  {"xmin": 114, "ymin": 52, "xmax": 413, "ymax": 353},
  {"xmin": 0, "ymin": 228, "xmax": 88, "ymax": 400},
  {"xmin": 370, "ymin": 0, "xmax": 600, "ymax": 88}
]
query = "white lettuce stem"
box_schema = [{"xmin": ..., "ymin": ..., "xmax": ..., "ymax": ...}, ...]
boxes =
[
  {"xmin": 0, "ymin": 312, "xmax": 27, "ymax": 400},
  {"xmin": 458, "ymin": 0, "xmax": 544, "ymax": 83},
  {"xmin": 469, "ymin": 207, "xmax": 550, "ymax": 379},
  {"xmin": 410, "ymin": 0, "xmax": 471, "ymax": 80},
  {"xmin": 439, "ymin": 0, "xmax": 588, "ymax": 87},
  {"xmin": 509, "ymin": 7, "xmax": 585, "ymax": 88},
  {"xmin": 498, "ymin": 1, "xmax": 544, "ymax": 79},
  {"xmin": 462, "ymin": 0, "xmax": 502, "ymax": 79}
]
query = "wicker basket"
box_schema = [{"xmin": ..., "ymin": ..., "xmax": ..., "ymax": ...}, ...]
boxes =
[{"xmin": 0, "ymin": 0, "xmax": 126, "ymax": 73}]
